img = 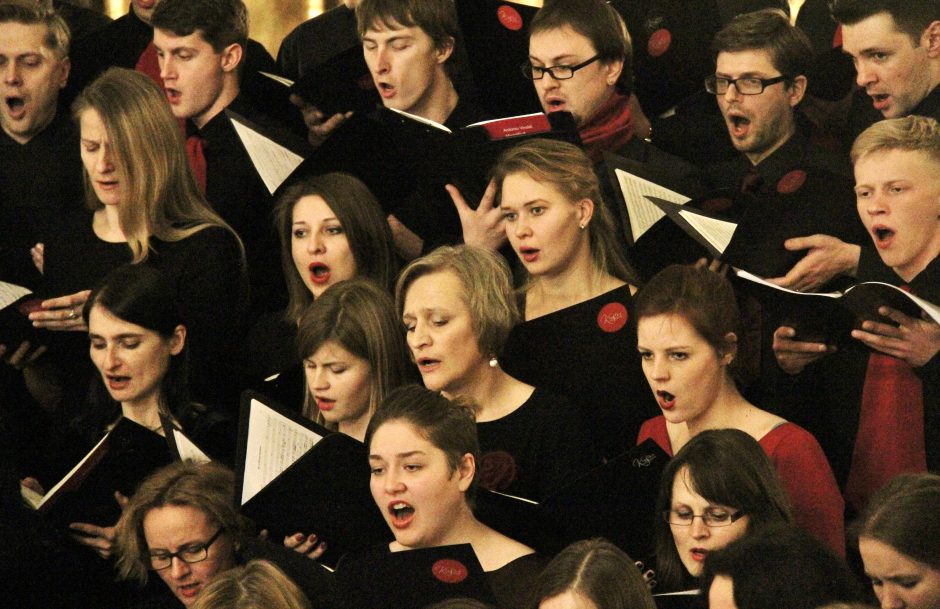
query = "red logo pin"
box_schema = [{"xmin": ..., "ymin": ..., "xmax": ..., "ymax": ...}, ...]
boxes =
[
  {"xmin": 647, "ymin": 29, "xmax": 672, "ymax": 58},
  {"xmin": 776, "ymin": 170, "xmax": 807, "ymax": 194},
  {"xmin": 597, "ymin": 302, "xmax": 628, "ymax": 333},
  {"xmin": 432, "ymin": 559, "xmax": 469, "ymax": 584},
  {"xmin": 497, "ymin": 5, "xmax": 523, "ymax": 31}
]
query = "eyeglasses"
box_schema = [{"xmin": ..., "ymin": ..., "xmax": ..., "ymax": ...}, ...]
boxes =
[
  {"xmin": 521, "ymin": 55, "xmax": 601, "ymax": 80},
  {"xmin": 705, "ymin": 75, "xmax": 788, "ymax": 95},
  {"xmin": 663, "ymin": 508, "xmax": 745, "ymax": 527},
  {"xmin": 148, "ymin": 528, "xmax": 225, "ymax": 571}
]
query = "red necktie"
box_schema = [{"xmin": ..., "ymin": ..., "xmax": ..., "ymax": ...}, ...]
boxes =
[
  {"xmin": 845, "ymin": 286, "xmax": 927, "ymax": 512},
  {"xmin": 185, "ymin": 134, "xmax": 207, "ymax": 194}
]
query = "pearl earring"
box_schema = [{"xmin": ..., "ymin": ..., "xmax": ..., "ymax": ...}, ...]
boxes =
[{"xmin": 488, "ymin": 355, "xmax": 498, "ymax": 368}]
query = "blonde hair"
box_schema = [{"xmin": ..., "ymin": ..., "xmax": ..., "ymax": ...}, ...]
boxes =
[
  {"xmin": 851, "ymin": 115, "xmax": 940, "ymax": 166},
  {"xmin": 72, "ymin": 67, "xmax": 242, "ymax": 263},
  {"xmin": 491, "ymin": 139, "xmax": 637, "ymax": 286},
  {"xmin": 114, "ymin": 461, "xmax": 252, "ymax": 585},
  {"xmin": 0, "ymin": 3, "xmax": 70, "ymax": 59},
  {"xmin": 191, "ymin": 560, "xmax": 313, "ymax": 609},
  {"xmin": 395, "ymin": 245, "xmax": 519, "ymax": 357}
]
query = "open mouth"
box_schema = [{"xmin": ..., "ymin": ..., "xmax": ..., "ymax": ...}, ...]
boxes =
[
  {"xmin": 519, "ymin": 247, "xmax": 539, "ymax": 263},
  {"xmin": 107, "ymin": 375, "xmax": 130, "ymax": 390},
  {"xmin": 308, "ymin": 262, "xmax": 331, "ymax": 284},
  {"xmin": 728, "ymin": 114, "xmax": 751, "ymax": 137},
  {"xmin": 656, "ymin": 390, "xmax": 676, "ymax": 410},
  {"xmin": 872, "ymin": 226, "xmax": 895, "ymax": 248},
  {"xmin": 316, "ymin": 397, "xmax": 335, "ymax": 412},
  {"xmin": 870, "ymin": 93, "xmax": 890, "ymax": 111},
  {"xmin": 389, "ymin": 501, "xmax": 415, "ymax": 526},
  {"xmin": 165, "ymin": 89, "xmax": 181, "ymax": 104},
  {"xmin": 690, "ymin": 548, "xmax": 708, "ymax": 562},
  {"xmin": 177, "ymin": 582, "xmax": 202, "ymax": 600},
  {"xmin": 417, "ymin": 357, "xmax": 440, "ymax": 372},
  {"xmin": 5, "ymin": 96, "xmax": 25, "ymax": 118},
  {"xmin": 545, "ymin": 97, "xmax": 566, "ymax": 111},
  {"xmin": 97, "ymin": 179, "xmax": 119, "ymax": 190},
  {"xmin": 378, "ymin": 82, "xmax": 396, "ymax": 99}
]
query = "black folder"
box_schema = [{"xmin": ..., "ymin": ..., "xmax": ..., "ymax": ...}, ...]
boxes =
[
  {"xmin": 377, "ymin": 107, "xmax": 581, "ymax": 209},
  {"xmin": 23, "ymin": 418, "xmax": 172, "ymax": 528},
  {"xmin": 733, "ymin": 268, "xmax": 940, "ymax": 343},
  {"xmin": 0, "ymin": 282, "xmax": 45, "ymax": 347},
  {"xmin": 234, "ymin": 391, "xmax": 391, "ymax": 566},
  {"xmin": 291, "ymin": 44, "xmax": 381, "ymax": 117},
  {"xmin": 335, "ymin": 544, "xmax": 498, "ymax": 609},
  {"xmin": 476, "ymin": 439, "xmax": 669, "ymax": 559},
  {"xmin": 455, "ymin": 0, "xmax": 542, "ymax": 117}
]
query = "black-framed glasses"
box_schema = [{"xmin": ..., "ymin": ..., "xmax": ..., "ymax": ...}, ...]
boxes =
[
  {"xmin": 148, "ymin": 528, "xmax": 225, "ymax": 571},
  {"xmin": 521, "ymin": 55, "xmax": 601, "ymax": 80},
  {"xmin": 705, "ymin": 75, "xmax": 788, "ymax": 95},
  {"xmin": 663, "ymin": 508, "xmax": 745, "ymax": 527}
]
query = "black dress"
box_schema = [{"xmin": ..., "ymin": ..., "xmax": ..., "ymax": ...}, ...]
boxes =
[
  {"xmin": 501, "ymin": 285, "xmax": 660, "ymax": 461},
  {"xmin": 41, "ymin": 211, "xmax": 248, "ymax": 412},
  {"xmin": 476, "ymin": 387, "xmax": 599, "ymax": 501}
]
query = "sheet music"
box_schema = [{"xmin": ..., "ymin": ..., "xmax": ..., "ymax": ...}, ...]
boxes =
[
  {"xmin": 173, "ymin": 429, "xmax": 211, "ymax": 464},
  {"xmin": 241, "ymin": 398, "xmax": 323, "ymax": 504},
  {"xmin": 230, "ymin": 118, "xmax": 305, "ymax": 195},
  {"xmin": 614, "ymin": 169, "xmax": 690, "ymax": 242},
  {"xmin": 387, "ymin": 106, "xmax": 453, "ymax": 133},
  {"xmin": 678, "ymin": 210, "xmax": 737, "ymax": 254},
  {"xmin": 0, "ymin": 280, "xmax": 31, "ymax": 309},
  {"xmin": 733, "ymin": 269, "xmax": 840, "ymax": 298},
  {"xmin": 258, "ymin": 71, "xmax": 294, "ymax": 87}
]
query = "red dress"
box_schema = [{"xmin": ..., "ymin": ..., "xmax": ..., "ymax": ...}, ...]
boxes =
[{"xmin": 637, "ymin": 417, "xmax": 845, "ymax": 556}]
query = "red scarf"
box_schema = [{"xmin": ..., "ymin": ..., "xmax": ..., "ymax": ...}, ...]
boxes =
[
  {"xmin": 578, "ymin": 92, "xmax": 634, "ymax": 163},
  {"xmin": 845, "ymin": 289, "xmax": 927, "ymax": 513}
]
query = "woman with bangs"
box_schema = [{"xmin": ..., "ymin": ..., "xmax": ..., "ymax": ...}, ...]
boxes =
[
  {"xmin": 26, "ymin": 67, "xmax": 246, "ymax": 412},
  {"xmin": 652, "ymin": 429, "xmax": 792, "ymax": 599},
  {"xmin": 493, "ymin": 139, "xmax": 659, "ymax": 462},
  {"xmin": 396, "ymin": 245, "xmax": 597, "ymax": 502},
  {"xmin": 247, "ymin": 173, "xmax": 397, "ymax": 406},
  {"xmin": 336, "ymin": 385, "xmax": 544, "ymax": 609},
  {"xmin": 635, "ymin": 265, "xmax": 844, "ymax": 556}
]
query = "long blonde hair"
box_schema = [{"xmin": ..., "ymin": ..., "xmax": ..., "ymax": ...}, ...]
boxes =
[{"xmin": 72, "ymin": 67, "xmax": 242, "ymax": 263}]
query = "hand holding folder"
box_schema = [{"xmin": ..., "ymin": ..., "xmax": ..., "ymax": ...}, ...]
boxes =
[{"xmin": 234, "ymin": 391, "xmax": 391, "ymax": 567}]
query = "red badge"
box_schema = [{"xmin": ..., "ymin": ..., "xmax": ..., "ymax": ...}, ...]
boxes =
[
  {"xmin": 432, "ymin": 559, "xmax": 469, "ymax": 584},
  {"xmin": 700, "ymin": 197, "xmax": 733, "ymax": 213},
  {"xmin": 776, "ymin": 170, "xmax": 807, "ymax": 194},
  {"xmin": 597, "ymin": 302, "xmax": 628, "ymax": 333},
  {"xmin": 497, "ymin": 5, "xmax": 523, "ymax": 31},
  {"xmin": 647, "ymin": 29, "xmax": 672, "ymax": 58}
]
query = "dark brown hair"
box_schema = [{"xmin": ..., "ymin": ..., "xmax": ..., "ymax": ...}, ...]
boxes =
[
  {"xmin": 274, "ymin": 173, "xmax": 397, "ymax": 322},
  {"xmin": 151, "ymin": 0, "xmax": 248, "ymax": 52},
  {"xmin": 654, "ymin": 430, "xmax": 792, "ymax": 590},
  {"xmin": 711, "ymin": 8, "xmax": 813, "ymax": 86},
  {"xmin": 635, "ymin": 265, "xmax": 741, "ymax": 366},
  {"xmin": 856, "ymin": 472, "xmax": 940, "ymax": 570},
  {"xmin": 530, "ymin": 538, "xmax": 656, "ymax": 609},
  {"xmin": 366, "ymin": 384, "xmax": 480, "ymax": 501},
  {"xmin": 702, "ymin": 525, "xmax": 865, "ymax": 609},
  {"xmin": 529, "ymin": 0, "xmax": 633, "ymax": 95},
  {"xmin": 297, "ymin": 278, "xmax": 412, "ymax": 425},
  {"xmin": 831, "ymin": 0, "xmax": 940, "ymax": 45},
  {"xmin": 356, "ymin": 0, "xmax": 458, "ymax": 58}
]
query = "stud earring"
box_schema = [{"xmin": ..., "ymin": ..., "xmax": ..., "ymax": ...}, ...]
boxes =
[
  {"xmin": 579, "ymin": 222, "xmax": 586, "ymax": 230},
  {"xmin": 488, "ymin": 355, "xmax": 498, "ymax": 368}
]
